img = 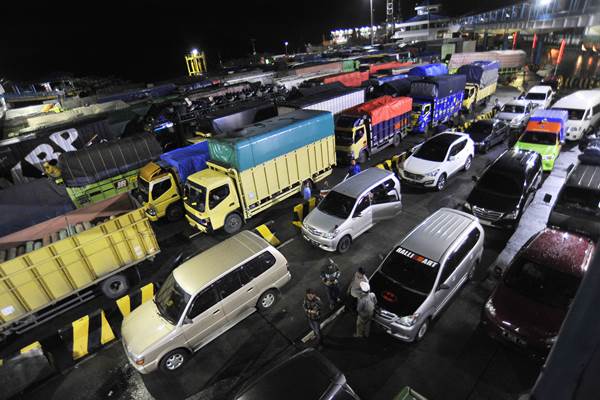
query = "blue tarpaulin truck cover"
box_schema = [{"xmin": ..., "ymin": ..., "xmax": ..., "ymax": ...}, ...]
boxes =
[
  {"xmin": 410, "ymin": 74, "xmax": 467, "ymax": 99},
  {"xmin": 208, "ymin": 109, "xmax": 334, "ymax": 171},
  {"xmin": 159, "ymin": 141, "xmax": 210, "ymax": 183},
  {"xmin": 457, "ymin": 61, "xmax": 500, "ymax": 86},
  {"xmin": 407, "ymin": 63, "xmax": 449, "ymax": 77}
]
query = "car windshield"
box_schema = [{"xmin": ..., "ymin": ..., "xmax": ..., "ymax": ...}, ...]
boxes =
[
  {"xmin": 380, "ymin": 247, "xmax": 440, "ymax": 295},
  {"xmin": 477, "ymin": 171, "xmax": 524, "ymax": 198},
  {"xmin": 525, "ymin": 92, "xmax": 547, "ymax": 101},
  {"xmin": 555, "ymin": 187, "xmax": 600, "ymax": 217},
  {"xmin": 184, "ymin": 182, "xmax": 207, "ymax": 212},
  {"xmin": 467, "ymin": 122, "xmax": 492, "ymax": 136},
  {"xmin": 519, "ymin": 131, "xmax": 557, "ymax": 146},
  {"xmin": 318, "ymin": 190, "xmax": 356, "ymax": 219},
  {"xmin": 501, "ymin": 104, "xmax": 525, "ymax": 114},
  {"xmin": 413, "ymin": 141, "xmax": 447, "ymax": 162},
  {"xmin": 553, "ymin": 108, "xmax": 585, "ymax": 120},
  {"xmin": 504, "ymin": 258, "xmax": 581, "ymax": 308},
  {"xmin": 155, "ymin": 274, "xmax": 191, "ymax": 325}
]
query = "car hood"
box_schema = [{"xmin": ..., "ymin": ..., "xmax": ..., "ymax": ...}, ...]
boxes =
[
  {"xmin": 403, "ymin": 156, "xmax": 442, "ymax": 175},
  {"xmin": 121, "ymin": 300, "xmax": 176, "ymax": 356},
  {"xmin": 515, "ymin": 141, "xmax": 557, "ymax": 156},
  {"xmin": 303, "ymin": 207, "xmax": 346, "ymax": 234},
  {"xmin": 371, "ymin": 272, "xmax": 427, "ymax": 317},
  {"xmin": 469, "ymin": 132, "xmax": 492, "ymax": 143},
  {"xmin": 468, "ymin": 187, "xmax": 520, "ymax": 213},
  {"xmin": 488, "ymin": 284, "xmax": 567, "ymax": 340},
  {"xmin": 497, "ymin": 112, "xmax": 524, "ymax": 121}
]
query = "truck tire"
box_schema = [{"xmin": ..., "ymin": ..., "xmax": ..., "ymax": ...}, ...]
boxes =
[
  {"xmin": 358, "ymin": 150, "xmax": 368, "ymax": 164},
  {"xmin": 166, "ymin": 203, "xmax": 184, "ymax": 222},
  {"xmin": 101, "ymin": 274, "xmax": 129, "ymax": 299},
  {"xmin": 224, "ymin": 213, "xmax": 243, "ymax": 234},
  {"xmin": 392, "ymin": 133, "xmax": 401, "ymax": 147}
]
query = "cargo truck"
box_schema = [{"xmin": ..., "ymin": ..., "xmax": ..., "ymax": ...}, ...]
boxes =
[
  {"xmin": 278, "ymin": 86, "xmax": 365, "ymax": 116},
  {"xmin": 184, "ymin": 109, "xmax": 336, "ymax": 234},
  {"xmin": 335, "ymin": 96, "xmax": 412, "ymax": 164},
  {"xmin": 0, "ymin": 193, "xmax": 159, "ymax": 340},
  {"xmin": 458, "ymin": 61, "xmax": 500, "ymax": 113},
  {"xmin": 407, "ymin": 63, "xmax": 448, "ymax": 77},
  {"xmin": 58, "ymin": 133, "xmax": 162, "ymax": 208},
  {"xmin": 409, "ymin": 75, "xmax": 466, "ymax": 135}
]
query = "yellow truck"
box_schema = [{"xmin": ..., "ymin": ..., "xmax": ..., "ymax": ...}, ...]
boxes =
[
  {"xmin": 0, "ymin": 194, "xmax": 159, "ymax": 339},
  {"xmin": 184, "ymin": 109, "xmax": 336, "ymax": 234},
  {"xmin": 457, "ymin": 61, "xmax": 500, "ymax": 113}
]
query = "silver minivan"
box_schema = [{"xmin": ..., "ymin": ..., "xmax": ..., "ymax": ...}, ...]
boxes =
[
  {"xmin": 371, "ymin": 208, "xmax": 484, "ymax": 341},
  {"xmin": 302, "ymin": 168, "xmax": 402, "ymax": 253},
  {"xmin": 121, "ymin": 231, "xmax": 291, "ymax": 374}
]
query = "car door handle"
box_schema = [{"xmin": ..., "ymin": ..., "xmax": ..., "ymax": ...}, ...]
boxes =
[
  {"xmin": 229, "ymin": 202, "xmax": 235, "ymax": 207},
  {"xmin": 213, "ymin": 309, "xmax": 220, "ymax": 315},
  {"xmin": 247, "ymin": 287, "xmax": 254, "ymax": 292}
]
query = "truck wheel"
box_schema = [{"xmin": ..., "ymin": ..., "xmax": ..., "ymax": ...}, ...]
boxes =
[
  {"xmin": 160, "ymin": 348, "xmax": 189, "ymax": 373},
  {"xmin": 224, "ymin": 213, "xmax": 243, "ymax": 234},
  {"xmin": 358, "ymin": 150, "xmax": 368, "ymax": 164},
  {"xmin": 392, "ymin": 133, "xmax": 401, "ymax": 147},
  {"xmin": 101, "ymin": 274, "xmax": 129, "ymax": 299},
  {"xmin": 166, "ymin": 203, "xmax": 184, "ymax": 222},
  {"xmin": 337, "ymin": 235, "xmax": 352, "ymax": 254}
]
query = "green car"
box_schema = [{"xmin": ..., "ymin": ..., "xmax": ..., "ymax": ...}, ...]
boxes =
[{"xmin": 514, "ymin": 130, "xmax": 561, "ymax": 171}]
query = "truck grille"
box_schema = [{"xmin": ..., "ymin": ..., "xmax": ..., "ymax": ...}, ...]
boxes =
[
  {"xmin": 403, "ymin": 171, "xmax": 423, "ymax": 181},
  {"xmin": 472, "ymin": 206, "xmax": 503, "ymax": 222}
]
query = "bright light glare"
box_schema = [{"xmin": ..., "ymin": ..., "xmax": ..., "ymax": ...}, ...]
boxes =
[{"xmin": 191, "ymin": 49, "xmax": 199, "ymax": 55}]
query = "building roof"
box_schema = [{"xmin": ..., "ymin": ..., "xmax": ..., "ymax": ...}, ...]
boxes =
[{"xmin": 406, "ymin": 13, "xmax": 449, "ymax": 22}]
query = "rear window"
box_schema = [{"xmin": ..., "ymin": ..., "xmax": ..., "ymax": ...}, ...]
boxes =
[
  {"xmin": 525, "ymin": 92, "xmax": 547, "ymax": 101},
  {"xmin": 501, "ymin": 104, "xmax": 525, "ymax": 114},
  {"xmin": 380, "ymin": 247, "xmax": 440, "ymax": 295},
  {"xmin": 555, "ymin": 187, "xmax": 600, "ymax": 217}
]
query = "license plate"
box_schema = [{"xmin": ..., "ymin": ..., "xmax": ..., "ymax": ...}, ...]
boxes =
[{"xmin": 502, "ymin": 330, "xmax": 524, "ymax": 346}]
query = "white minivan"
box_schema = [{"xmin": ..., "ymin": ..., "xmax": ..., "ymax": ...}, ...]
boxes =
[
  {"xmin": 552, "ymin": 90, "xmax": 600, "ymax": 141},
  {"xmin": 523, "ymin": 85, "xmax": 554, "ymax": 109}
]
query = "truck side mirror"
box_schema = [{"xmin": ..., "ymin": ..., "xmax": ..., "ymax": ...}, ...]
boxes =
[{"xmin": 543, "ymin": 193, "xmax": 552, "ymax": 203}]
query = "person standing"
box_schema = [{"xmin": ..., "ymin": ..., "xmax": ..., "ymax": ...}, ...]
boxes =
[
  {"xmin": 321, "ymin": 259, "xmax": 341, "ymax": 310},
  {"xmin": 303, "ymin": 288, "xmax": 323, "ymax": 345},
  {"xmin": 355, "ymin": 281, "xmax": 377, "ymax": 338},
  {"xmin": 302, "ymin": 181, "xmax": 312, "ymax": 201},
  {"xmin": 347, "ymin": 267, "xmax": 368, "ymax": 312},
  {"xmin": 492, "ymin": 98, "xmax": 501, "ymax": 114},
  {"xmin": 347, "ymin": 159, "xmax": 361, "ymax": 178}
]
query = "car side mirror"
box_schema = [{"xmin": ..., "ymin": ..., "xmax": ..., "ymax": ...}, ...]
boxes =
[
  {"xmin": 543, "ymin": 193, "xmax": 552, "ymax": 203},
  {"xmin": 183, "ymin": 317, "xmax": 193, "ymax": 325},
  {"xmin": 471, "ymin": 175, "xmax": 478, "ymax": 182},
  {"xmin": 448, "ymin": 156, "xmax": 456, "ymax": 162},
  {"xmin": 586, "ymin": 115, "xmax": 592, "ymax": 121},
  {"xmin": 354, "ymin": 212, "xmax": 362, "ymax": 218},
  {"xmin": 438, "ymin": 283, "xmax": 450, "ymax": 291}
]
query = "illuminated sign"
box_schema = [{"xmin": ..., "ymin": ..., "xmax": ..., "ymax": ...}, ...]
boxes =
[{"xmin": 396, "ymin": 247, "xmax": 438, "ymax": 268}]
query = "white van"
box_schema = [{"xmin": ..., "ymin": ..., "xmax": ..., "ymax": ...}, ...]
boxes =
[
  {"xmin": 524, "ymin": 85, "xmax": 554, "ymax": 109},
  {"xmin": 552, "ymin": 90, "xmax": 600, "ymax": 141}
]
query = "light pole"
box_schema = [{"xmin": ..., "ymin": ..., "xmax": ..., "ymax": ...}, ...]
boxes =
[
  {"xmin": 284, "ymin": 41, "xmax": 289, "ymax": 56},
  {"xmin": 369, "ymin": 0, "xmax": 374, "ymax": 45}
]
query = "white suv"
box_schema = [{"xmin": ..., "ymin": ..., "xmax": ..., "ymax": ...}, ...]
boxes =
[
  {"xmin": 399, "ymin": 132, "xmax": 475, "ymax": 191},
  {"xmin": 523, "ymin": 85, "xmax": 554, "ymax": 109}
]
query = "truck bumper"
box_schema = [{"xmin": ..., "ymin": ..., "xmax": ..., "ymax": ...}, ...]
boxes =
[{"xmin": 185, "ymin": 215, "xmax": 209, "ymax": 232}]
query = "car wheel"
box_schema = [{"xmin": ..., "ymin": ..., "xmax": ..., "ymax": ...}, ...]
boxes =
[
  {"xmin": 358, "ymin": 150, "xmax": 368, "ymax": 164},
  {"xmin": 160, "ymin": 349, "xmax": 189, "ymax": 373},
  {"xmin": 224, "ymin": 213, "xmax": 243, "ymax": 234},
  {"xmin": 257, "ymin": 289, "xmax": 278, "ymax": 311},
  {"xmin": 392, "ymin": 133, "xmax": 401, "ymax": 147},
  {"xmin": 415, "ymin": 318, "xmax": 430, "ymax": 342},
  {"xmin": 463, "ymin": 155, "xmax": 472, "ymax": 171},
  {"xmin": 337, "ymin": 235, "xmax": 352, "ymax": 254},
  {"xmin": 100, "ymin": 274, "xmax": 129, "ymax": 299},
  {"xmin": 436, "ymin": 173, "xmax": 447, "ymax": 191},
  {"xmin": 166, "ymin": 203, "xmax": 184, "ymax": 222}
]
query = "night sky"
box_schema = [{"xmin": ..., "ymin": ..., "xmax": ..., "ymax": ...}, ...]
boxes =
[{"xmin": 0, "ymin": 0, "xmax": 513, "ymax": 83}]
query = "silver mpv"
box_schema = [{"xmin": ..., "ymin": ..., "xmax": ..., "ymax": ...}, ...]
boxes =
[{"xmin": 371, "ymin": 208, "xmax": 484, "ymax": 341}]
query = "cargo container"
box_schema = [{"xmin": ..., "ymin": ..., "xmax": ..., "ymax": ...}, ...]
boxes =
[
  {"xmin": 59, "ymin": 134, "xmax": 162, "ymax": 208},
  {"xmin": 0, "ymin": 194, "xmax": 160, "ymax": 340},
  {"xmin": 335, "ymin": 96, "xmax": 412, "ymax": 164},
  {"xmin": 410, "ymin": 75, "xmax": 466, "ymax": 135},
  {"xmin": 184, "ymin": 110, "xmax": 335, "ymax": 233},
  {"xmin": 408, "ymin": 63, "xmax": 449, "ymax": 77},
  {"xmin": 278, "ymin": 86, "xmax": 365, "ymax": 116},
  {"xmin": 458, "ymin": 61, "xmax": 500, "ymax": 113}
]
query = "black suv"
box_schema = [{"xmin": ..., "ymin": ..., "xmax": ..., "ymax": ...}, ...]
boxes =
[
  {"xmin": 465, "ymin": 119, "xmax": 510, "ymax": 153},
  {"xmin": 465, "ymin": 149, "xmax": 543, "ymax": 229},
  {"xmin": 546, "ymin": 162, "xmax": 600, "ymax": 239}
]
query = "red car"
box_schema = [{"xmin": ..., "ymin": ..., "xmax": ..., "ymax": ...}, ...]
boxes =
[{"xmin": 482, "ymin": 228, "xmax": 595, "ymax": 356}]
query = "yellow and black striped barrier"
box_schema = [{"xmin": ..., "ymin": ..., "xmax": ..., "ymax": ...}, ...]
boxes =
[
  {"xmin": 375, "ymin": 152, "xmax": 408, "ymax": 175},
  {"xmin": 293, "ymin": 197, "xmax": 317, "ymax": 228},
  {"xmin": 561, "ymin": 76, "xmax": 600, "ymax": 90},
  {"xmin": 0, "ymin": 341, "xmax": 42, "ymax": 367},
  {"xmin": 252, "ymin": 224, "xmax": 281, "ymax": 247},
  {"xmin": 59, "ymin": 283, "xmax": 154, "ymax": 361}
]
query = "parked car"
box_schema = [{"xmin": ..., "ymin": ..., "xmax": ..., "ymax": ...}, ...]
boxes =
[
  {"xmin": 465, "ymin": 149, "xmax": 542, "ymax": 229},
  {"xmin": 552, "ymin": 89, "xmax": 600, "ymax": 141},
  {"xmin": 372, "ymin": 208, "xmax": 484, "ymax": 342},
  {"xmin": 523, "ymin": 85, "xmax": 554, "ymax": 109},
  {"xmin": 121, "ymin": 230, "xmax": 291, "ymax": 373},
  {"xmin": 465, "ymin": 119, "xmax": 510, "ymax": 153},
  {"xmin": 233, "ymin": 348, "xmax": 361, "ymax": 400},
  {"xmin": 495, "ymin": 99, "xmax": 537, "ymax": 130},
  {"xmin": 514, "ymin": 128, "xmax": 561, "ymax": 172},
  {"xmin": 546, "ymin": 162, "xmax": 600, "ymax": 239},
  {"xmin": 399, "ymin": 132, "xmax": 474, "ymax": 191},
  {"xmin": 481, "ymin": 228, "xmax": 595, "ymax": 356},
  {"xmin": 302, "ymin": 168, "xmax": 402, "ymax": 253}
]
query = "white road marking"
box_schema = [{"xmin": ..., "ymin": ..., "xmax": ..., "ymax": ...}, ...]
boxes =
[
  {"xmin": 301, "ymin": 305, "xmax": 346, "ymax": 343},
  {"xmin": 277, "ymin": 237, "xmax": 295, "ymax": 249}
]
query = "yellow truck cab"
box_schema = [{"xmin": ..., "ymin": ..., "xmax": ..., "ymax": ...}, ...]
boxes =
[
  {"xmin": 137, "ymin": 141, "xmax": 210, "ymax": 221},
  {"xmin": 457, "ymin": 61, "xmax": 500, "ymax": 113},
  {"xmin": 185, "ymin": 109, "xmax": 336, "ymax": 234}
]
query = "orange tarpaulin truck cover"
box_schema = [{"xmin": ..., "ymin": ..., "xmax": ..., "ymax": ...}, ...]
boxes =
[
  {"xmin": 322, "ymin": 71, "xmax": 370, "ymax": 87},
  {"xmin": 526, "ymin": 120, "xmax": 561, "ymax": 134},
  {"xmin": 369, "ymin": 61, "xmax": 413, "ymax": 74},
  {"xmin": 348, "ymin": 96, "xmax": 413, "ymax": 126}
]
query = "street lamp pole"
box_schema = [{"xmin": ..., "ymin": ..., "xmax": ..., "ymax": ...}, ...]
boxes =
[
  {"xmin": 370, "ymin": 0, "xmax": 374, "ymax": 45},
  {"xmin": 284, "ymin": 41, "xmax": 289, "ymax": 56}
]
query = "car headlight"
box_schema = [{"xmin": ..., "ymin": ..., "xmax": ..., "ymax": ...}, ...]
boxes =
[
  {"xmin": 397, "ymin": 313, "xmax": 420, "ymax": 327},
  {"xmin": 146, "ymin": 207, "xmax": 157, "ymax": 216},
  {"xmin": 322, "ymin": 229, "xmax": 339, "ymax": 239},
  {"xmin": 503, "ymin": 209, "xmax": 519, "ymax": 220},
  {"xmin": 542, "ymin": 154, "xmax": 555, "ymax": 161},
  {"xmin": 424, "ymin": 168, "xmax": 440, "ymax": 177},
  {"xmin": 464, "ymin": 202, "xmax": 471, "ymax": 211},
  {"xmin": 485, "ymin": 299, "xmax": 496, "ymax": 317}
]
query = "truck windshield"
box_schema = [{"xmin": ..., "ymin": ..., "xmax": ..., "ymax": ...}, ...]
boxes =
[
  {"xmin": 318, "ymin": 191, "xmax": 356, "ymax": 219},
  {"xmin": 501, "ymin": 104, "xmax": 524, "ymax": 114},
  {"xmin": 519, "ymin": 131, "xmax": 557, "ymax": 146},
  {"xmin": 335, "ymin": 130, "xmax": 354, "ymax": 146},
  {"xmin": 555, "ymin": 187, "xmax": 600, "ymax": 217},
  {"xmin": 337, "ymin": 116, "xmax": 358, "ymax": 129},
  {"xmin": 155, "ymin": 274, "xmax": 191, "ymax": 325},
  {"xmin": 525, "ymin": 92, "xmax": 546, "ymax": 101},
  {"xmin": 412, "ymin": 103, "xmax": 423, "ymax": 113},
  {"xmin": 552, "ymin": 108, "xmax": 585, "ymax": 120},
  {"xmin": 504, "ymin": 258, "xmax": 580, "ymax": 308},
  {"xmin": 413, "ymin": 142, "xmax": 447, "ymax": 162},
  {"xmin": 380, "ymin": 247, "xmax": 440, "ymax": 295},
  {"xmin": 184, "ymin": 182, "xmax": 207, "ymax": 212}
]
